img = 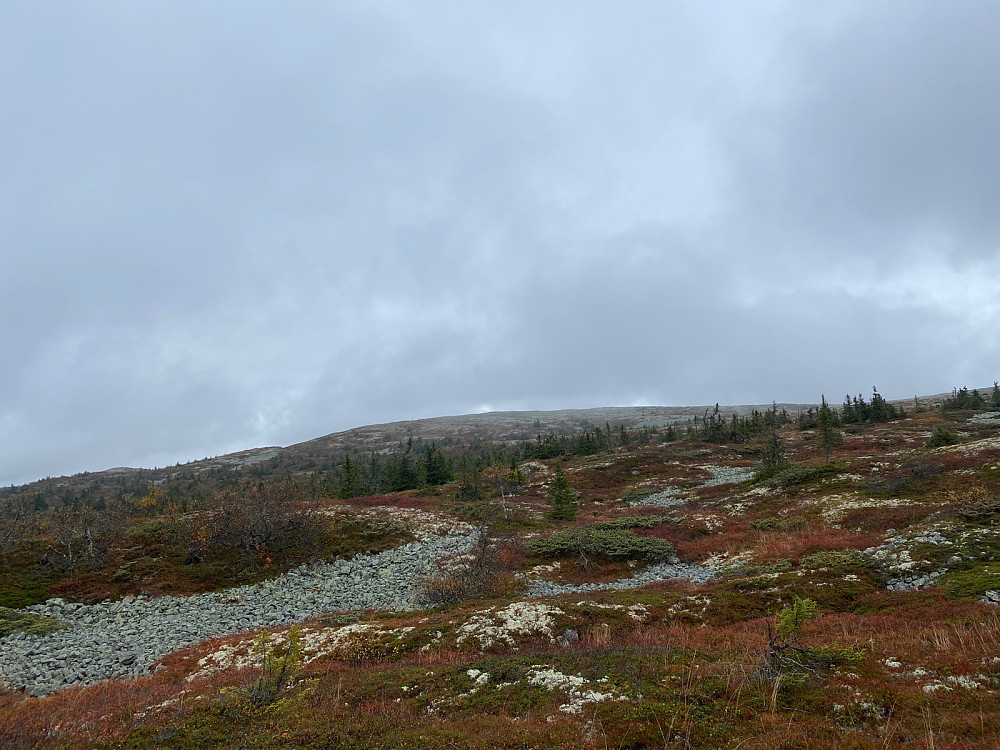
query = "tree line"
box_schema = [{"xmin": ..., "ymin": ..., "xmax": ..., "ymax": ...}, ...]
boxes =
[{"xmin": 940, "ymin": 384, "xmax": 1000, "ymax": 411}]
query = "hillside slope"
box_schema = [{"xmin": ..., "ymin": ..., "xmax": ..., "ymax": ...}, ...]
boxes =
[
  {"xmin": 2, "ymin": 389, "xmax": 1000, "ymax": 748},
  {"xmin": 3, "ymin": 402, "xmax": 817, "ymax": 505}
]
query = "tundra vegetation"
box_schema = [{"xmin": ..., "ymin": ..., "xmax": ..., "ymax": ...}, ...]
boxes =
[{"xmin": 2, "ymin": 387, "xmax": 1000, "ymax": 748}]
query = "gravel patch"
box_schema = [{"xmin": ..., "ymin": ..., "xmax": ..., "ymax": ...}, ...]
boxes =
[
  {"xmin": 526, "ymin": 560, "xmax": 715, "ymax": 597},
  {"xmin": 968, "ymin": 412, "xmax": 1000, "ymax": 425},
  {"xmin": 698, "ymin": 465, "xmax": 755, "ymax": 487},
  {"xmin": 627, "ymin": 488, "xmax": 685, "ymax": 508},
  {"xmin": 626, "ymin": 465, "xmax": 754, "ymax": 508},
  {"xmin": 864, "ymin": 528, "xmax": 953, "ymax": 591},
  {"xmin": 0, "ymin": 531, "xmax": 476, "ymax": 696}
]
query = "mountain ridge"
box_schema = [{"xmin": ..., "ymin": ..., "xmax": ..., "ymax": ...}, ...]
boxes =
[{"xmin": 5, "ymin": 389, "xmax": 988, "ymax": 494}]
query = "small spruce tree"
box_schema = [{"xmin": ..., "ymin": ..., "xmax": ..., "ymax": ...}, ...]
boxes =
[
  {"xmin": 455, "ymin": 457, "xmax": 484, "ymax": 502},
  {"xmin": 816, "ymin": 394, "xmax": 843, "ymax": 462},
  {"xmin": 547, "ymin": 463, "xmax": 579, "ymax": 521},
  {"xmin": 758, "ymin": 416, "xmax": 786, "ymax": 477},
  {"xmin": 337, "ymin": 454, "xmax": 365, "ymax": 499},
  {"xmin": 423, "ymin": 444, "xmax": 452, "ymax": 486}
]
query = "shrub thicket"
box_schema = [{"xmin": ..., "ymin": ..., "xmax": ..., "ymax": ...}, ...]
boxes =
[
  {"xmin": 841, "ymin": 388, "xmax": 905, "ymax": 423},
  {"xmin": 764, "ymin": 462, "xmax": 842, "ymax": 488},
  {"xmin": 927, "ymin": 426, "xmax": 960, "ymax": 448},
  {"xmin": 237, "ymin": 625, "xmax": 306, "ymax": 708},
  {"xmin": 420, "ymin": 508, "xmax": 520, "ymax": 605},
  {"xmin": 527, "ymin": 526, "xmax": 674, "ymax": 564},
  {"xmin": 591, "ymin": 516, "xmax": 669, "ymax": 530},
  {"xmin": 942, "ymin": 386, "xmax": 987, "ymax": 411}
]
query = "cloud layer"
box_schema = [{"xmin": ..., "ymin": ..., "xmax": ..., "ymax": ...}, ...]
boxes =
[{"xmin": 2, "ymin": 1, "xmax": 998, "ymax": 485}]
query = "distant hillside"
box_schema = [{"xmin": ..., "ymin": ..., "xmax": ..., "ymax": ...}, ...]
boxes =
[
  {"xmin": 3, "ymin": 389, "xmax": 988, "ymax": 505},
  {"xmin": 3, "ymin": 383, "xmax": 1000, "ymax": 746},
  {"xmin": 1, "ymin": 403, "xmax": 808, "ymax": 500}
]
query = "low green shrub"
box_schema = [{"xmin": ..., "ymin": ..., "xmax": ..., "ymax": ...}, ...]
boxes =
[
  {"xmin": 591, "ymin": 516, "xmax": 670, "ymax": 530},
  {"xmin": 526, "ymin": 526, "xmax": 675, "ymax": 562},
  {"xmin": 927, "ymin": 426, "xmax": 961, "ymax": 447},
  {"xmin": 0, "ymin": 572, "xmax": 59, "ymax": 609},
  {"xmin": 765, "ymin": 463, "xmax": 842, "ymax": 488},
  {"xmin": 757, "ymin": 597, "xmax": 862, "ymax": 687},
  {"xmin": 123, "ymin": 518, "xmax": 176, "ymax": 543},
  {"xmin": 798, "ymin": 549, "xmax": 871, "ymax": 573},
  {"xmin": 234, "ymin": 625, "xmax": 310, "ymax": 709},
  {"xmin": 750, "ymin": 516, "xmax": 808, "ymax": 532}
]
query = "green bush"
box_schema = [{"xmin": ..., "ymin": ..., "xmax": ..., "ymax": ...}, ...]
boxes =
[
  {"xmin": 547, "ymin": 464, "xmax": 579, "ymax": 521},
  {"xmin": 240, "ymin": 625, "xmax": 306, "ymax": 707},
  {"xmin": 777, "ymin": 596, "xmax": 818, "ymax": 640},
  {"xmin": 0, "ymin": 606, "xmax": 66, "ymax": 638},
  {"xmin": 750, "ymin": 516, "xmax": 808, "ymax": 532},
  {"xmin": 591, "ymin": 516, "xmax": 669, "ymax": 530},
  {"xmin": 526, "ymin": 526, "xmax": 675, "ymax": 562},
  {"xmin": 757, "ymin": 597, "xmax": 861, "ymax": 686},
  {"xmin": 798, "ymin": 549, "xmax": 871, "ymax": 573},
  {"xmin": 0, "ymin": 572, "xmax": 59, "ymax": 609},
  {"xmin": 927, "ymin": 426, "xmax": 960, "ymax": 448},
  {"xmin": 765, "ymin": 463, "xmax": 842, "ymax": 488},
  {"xmin": 123, "ymin": 518, "xmax": 176, "ymax": 543}
]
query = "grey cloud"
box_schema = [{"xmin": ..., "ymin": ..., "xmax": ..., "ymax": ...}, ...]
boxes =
[
  {"xmin": 725, "ymin": 1, "xmax": 1000, "ymax": 266},
  {"xmin": 2, "ymin": 1, "xmax": 998, "ymax": 485}
]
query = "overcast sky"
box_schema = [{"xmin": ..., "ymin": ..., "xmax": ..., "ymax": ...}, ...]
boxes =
[{"xmin": 2, "ymin": 1, "xmax": 999, "ymax": 486}]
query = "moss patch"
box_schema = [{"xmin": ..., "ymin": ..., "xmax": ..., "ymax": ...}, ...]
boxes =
[
  {"xmin": 0, "ymin": 605, "xmax": 67, "ymax": 638},
  {"xmin": 941, "ymin": 563, "xmax": 1000, "ymax": 599}
]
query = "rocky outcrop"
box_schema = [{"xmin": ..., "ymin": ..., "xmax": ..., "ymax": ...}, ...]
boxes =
[{"xmin": 0, "ymin": 531, "xmax": 475, "ymax": 697}]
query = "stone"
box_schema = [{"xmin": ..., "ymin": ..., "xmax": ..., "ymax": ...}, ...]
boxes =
[{"xmin": 0, "ymin": 529, "xmax": 477, "ymax": 696}]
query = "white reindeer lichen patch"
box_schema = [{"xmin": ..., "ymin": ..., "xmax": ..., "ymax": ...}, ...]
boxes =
[
  {"xmin": 667, "ymin": 595, "xmax": 711, "ymax": 618},
  {"xmin": 804, "ymin": 492, "xmax": 914, "ymax": 524},
  {"xmin": 185, "ymin": 622, "xmax": 415, "ymax": 682},
  {"xmin": 457, "ymin": 668, "xmax": 492, "ymax": 699},
  {"xmin": 689, "ymin": 513, "xmax": 725, "ymax": 531},
  {"xmin": 455, "ymin": 601, "xmax": 563, "ymax": 649},
  {"xmin": 527, "ymin": 665, "xmax": 627, "ymax": 714}
]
